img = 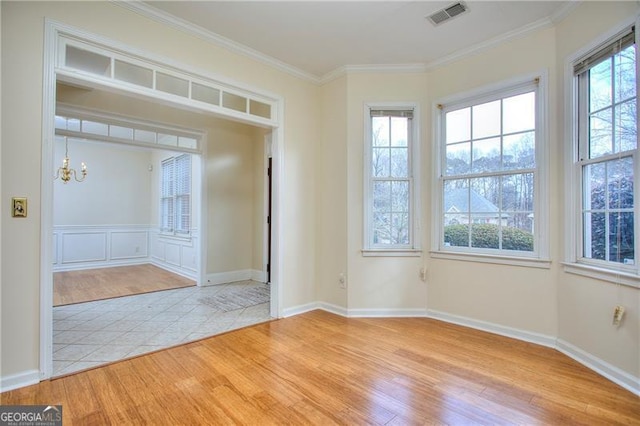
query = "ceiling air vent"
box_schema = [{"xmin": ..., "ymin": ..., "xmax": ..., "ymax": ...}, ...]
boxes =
[{"xmin": 427, "ymin": 2, "xmax": 468, "ymax": 26}]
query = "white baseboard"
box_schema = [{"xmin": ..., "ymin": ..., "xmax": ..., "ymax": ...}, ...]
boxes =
[
  {"xmin": 205, "ymin": 269, "xmax": 254, "ymax": 286},
  {"xmin": 251, "ymin": 269, "xmax": 267, "ymax": 283},
  {"xmin": 150, "ymin": 260, "xmax": 197, "ymax": 280},
  {"xmin": 53, "ymin": 258, "xmax": 149, "ymax": 273},
  {"xmin": 318, "ymin": 302, "xmax": 349, "ymax": 317},
  {"xmin": 282, "ymin": 302, "xmax": 321, "ymax": 317},
  {"xmin": 556, "ymin": 339, "xmax": 640, "ymax": 397},
  {"xmin": 0, "ymin": 369, "xmax": 40, "ymax": 393},
  {"xmin": 427, "ymin": 309, "xmax": 557, "ymax": 348},
  {"xmin": 349, "ymin": 308, "xmax": 428, "ymax": 318}
]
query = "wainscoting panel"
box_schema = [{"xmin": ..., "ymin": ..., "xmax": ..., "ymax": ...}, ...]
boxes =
[
  {"xmin": 54, "ymin": 225, "xmax": 150, "ymax": 271},
  {"xmin": 150, "ymin": 230, "xmax": 198, "ymax": 279},
  {"xmin": 110, "ymin": 231, "xmax": 149, "ymax": 260},
  {"xmin": 61, "ymin": 232, "xmax": 107, "ymax": 264}
]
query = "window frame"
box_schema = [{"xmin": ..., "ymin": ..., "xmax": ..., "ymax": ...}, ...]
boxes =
[
  {"xmin": 160, "ymin": 153, "xmax": 192, "ymax": 238},
  {"xmin": 432, "ymin": 73, "xmax": 549, "ymax": 267},
  {"xmin": 564, "ymin": 22, "xmax": 640, "ymax": 287},
  {"xmin": 363, "ymin": 102, "xmax": 421, "ymax": 256}
]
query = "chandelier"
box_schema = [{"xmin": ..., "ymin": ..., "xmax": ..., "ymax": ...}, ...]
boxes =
[{"xmin": 54, "ymin": 138, "xmax": 87, "ymax": 183}]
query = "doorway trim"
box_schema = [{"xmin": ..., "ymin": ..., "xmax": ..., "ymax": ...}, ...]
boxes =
[{"xmin": 40, "ymin": 20, "xmax": 284, "ymax": 380}]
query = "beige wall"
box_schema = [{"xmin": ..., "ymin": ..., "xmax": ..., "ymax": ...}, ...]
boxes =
[
  {"xmin": 426, "ymin": 27, "xmax": 559, "ymax": 336},
  {"xmin": 2, "ymin": 0, "xmax": 639, "ymax": 390},
  {"xmin": 1, "ymin": 1, "xmax": 317, "ymax": 379},
  {"xmin": 346, "ymin": 73, "xmax": 429, "ymax": 311},
  {"xmin": 316, "ymin": 75, "xmax": 348, "ymax": 307},
  {"xmin": 554, "ymin": 1, "xmax": 640, "ymax": 379}
]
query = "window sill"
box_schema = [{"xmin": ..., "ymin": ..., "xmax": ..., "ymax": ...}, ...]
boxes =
[
  {"xmin": 362, "ymin": 249, "xmax": 422, "ymax": 257},
  {"xmin": 430, "ymin": 250, "xmax": 551, "ymax": 269},
  {"xmin": 562, "ymin": 262, "xmax": 640, "ymax": 289},
  {"xmin": 158, "ymin": 232, "xmax": 192, "ymax": 243}
]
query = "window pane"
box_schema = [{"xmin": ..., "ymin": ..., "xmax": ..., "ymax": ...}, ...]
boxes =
[
  {"xmin": 390, "ymin": 147, "xmax": 408, "ymax": 177},
  {"xmin": 608, "ymin": 157, "xmax": 634, "ymax": 209},
  {"xmin": 501, "ymin": 173, "xmax": 534, "ymax": 212},
  {"xmin": 373, "ymin": 212, "xmax": 391, "ymax": 245},
  {"xmin": 583, "ymin": 162, "xmax": 606, "ymax": 210},
  {"xmin": 443, "ymin": 217, "xmax": 469, "ymax": 247},
  {"xmin": 391, "ymin": 117, "xmax": 408, "ymax": 146},
  {"xmin": 609, "ymin": 212, "xmax": 634, "ymax": 263},
  {"xmin": 446, "ymin": 142, "xmax": 471, "ymax": 175},
  {"xmin": 503, "ymin": 92, "xmax": 535, "ymax": 134},
  {"xmin": 470, "ymin": 224, "xmax": 499, "ymax": 249},
  {"xmin": 589, "ymin": 108, "xmax": 613, "ymax": 158},
  {"xmin": 391, "ymin": 213, "xmax": 410, "ymax": 245},
  {"xmin": 470, "ymin": 176, "xmax": 500, "ymax": 212},
  {"xmin": 446, "ymin": 108, "xmax": 470, "ymax": 143},
  {"xmin": 615, "ymin": 45, "xmax": 636, "ymax": 102},
  {"xmin": 503, "ymin": 132, "xmax": 535, "ymax": 170},
  {"xmin": 372, "ymin": 148, "xmax": 390, "ymax": 177},
  {"xmin": 444, "ymin": 179, "xmax": 469, "ymax": 214},
  {"xmin": 615, "ymin": 100, "xmax": 637, "ymax": 152},
  {"xmin": 590, "ymin": 58, "xmax": 612, "ymax": 112},
  {"xmin": 373, "ymin": 181, "xmax": 391, "ymax": 212},
  {"xmin": 391, "ymin": 181, "xmax": 409, "ymax": 212},
  {"xmin": 584, "ymin": 212, "xmax": 606, "ymax": 260},
  {"xmin": 372, "ymin": 117, "xmax": 389, "ymax": 146},
  {"xmin": 471, "ymin": 137, "xmax": 500, "ymax": 173},
  {"xmin": 472, "ymin": 100, "xmax": 501, "ymax": 139}
]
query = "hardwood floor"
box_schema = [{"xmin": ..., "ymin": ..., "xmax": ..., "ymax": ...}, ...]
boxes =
[
  {"xmin": 2, "ymin": 310, "xmax": 638, "ymax": 424},
  {"xmin": 53, "ymin": 264, "xmax": 195, "ymax": 306}
]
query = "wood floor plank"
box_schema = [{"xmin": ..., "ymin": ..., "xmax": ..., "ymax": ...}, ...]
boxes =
[
  {"xmin": 2, "ymin": 310, "xmax": 638, "ymax": 425},
  {"xmin": 53, "ymin": 264, "xmax": 195, "ymax": 306}
]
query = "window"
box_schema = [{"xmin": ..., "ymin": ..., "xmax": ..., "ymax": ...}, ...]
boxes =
[
  {"xmin": 435, "ymin": 77, "xmax": 546, "ymax": 261},
  {"xmin": 161, "ymin": 154, "xmax": 191, "ymax": 235},
  {"xmin": 573, "ymin": 28, "xmax": 637, "ymax": 272},
  {"xmin": 364, "ymin": 104, "xmax": 420, "ymax": 254}
]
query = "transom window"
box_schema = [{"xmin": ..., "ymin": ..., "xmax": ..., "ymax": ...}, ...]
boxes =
[
  {"xmin": 436, "ymin": 78, "xmax": 545, "ymax": 259},
  {"xmin": 575, "ymin": 28, "xmax": 637, "ymax": 269},
  {"xmin": 364, "ymin": 104, "xmax": 420, "ymax": 254},
  {"xmin": 161, "ymin": 154, "xmax": 192, "ymax": 236}
]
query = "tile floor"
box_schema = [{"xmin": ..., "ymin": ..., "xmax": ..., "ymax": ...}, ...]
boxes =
[{"xmin": 53, "ymin": 281, "xmax": 272, "ymax": 376}]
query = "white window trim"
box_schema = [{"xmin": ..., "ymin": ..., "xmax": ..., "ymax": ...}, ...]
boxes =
[
  {"xmin": 363, "ymin": 102, "xmax": 422, "ymax": 256},
  {"xmin": 563, "ymin": 17, "xmax": 640, "ymax": 289},
  {"xmin": 431, "ymin": 72, "xmax": 550, "ymax": 267}
]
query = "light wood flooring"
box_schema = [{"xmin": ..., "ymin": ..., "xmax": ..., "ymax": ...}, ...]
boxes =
[
  {"xmin": 3, "ymin": 310, "xmax": 638, "ymax": 424},
  {"xmin": 53, "ymin": 264, "xmax": 195, "ymax": 306}
]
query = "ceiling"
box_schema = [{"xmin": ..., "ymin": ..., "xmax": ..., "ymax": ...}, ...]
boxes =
[{"xmin": 140, "ymin": 1, "xmax": 575, "ymax": 82}]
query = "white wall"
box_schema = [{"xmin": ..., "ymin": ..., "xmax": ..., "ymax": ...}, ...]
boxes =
[{"xmin": 53, "ymin": 138, "xmax": 153, "ymax": 226}]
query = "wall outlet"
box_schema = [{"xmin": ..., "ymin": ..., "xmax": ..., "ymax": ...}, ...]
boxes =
[
  {"xmin": 419, "ymin": 267, "xmax": 427, "ymax": 282},
  {"xmin": 338, "ymin": 273, "xmax": 347, "ymax": 289},
  {"xmin": 613, "ymin": 305, "xmax": 625, "ymax": 326}
]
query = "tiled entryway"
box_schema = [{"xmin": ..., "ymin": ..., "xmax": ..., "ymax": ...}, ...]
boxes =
[{"xmin": 53, "ymin": 281, "xmax": 271, "ymax": 376}]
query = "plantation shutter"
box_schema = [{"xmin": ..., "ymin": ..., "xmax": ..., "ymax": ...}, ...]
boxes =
[
  {"xmin": 160, "ymin": 158, "xmax": 175, "ymax": 232},
  {"xmin": 174, "ymin": 154, "xmax": 191, "ymax": 234}
]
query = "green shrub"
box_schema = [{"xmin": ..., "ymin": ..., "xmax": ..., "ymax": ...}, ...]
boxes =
[{"xmin": 444, "ymin": 223, "xmax": 533, "ymax": 251}]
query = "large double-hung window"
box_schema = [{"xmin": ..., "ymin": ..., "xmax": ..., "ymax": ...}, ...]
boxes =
[
  {"xmin": 435, "ymin": 77, "xmax": 547, "ymax": 263},
  {"xmin": 161, "ymin": 153, "xmax": 192, "ymax": 236},
  {"xmin": 572, "ymin": 27, "xmax": 637, "ymax": 276}
]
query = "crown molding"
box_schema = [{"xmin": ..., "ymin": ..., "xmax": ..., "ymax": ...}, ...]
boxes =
[
  {"xmin": 424, "ymin": 15, "xmax": 555, "ymax": 72},
  {"xmin": 113, "ymin": 0, "xmax": 321, "ymax": 84},
  {"xmin": 319, "ymin": 63, "xmax": 428, "ymax": 85},
  {"xmin": 114, "ymin": 0, "xmax": 578, "ymax": 87}
]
